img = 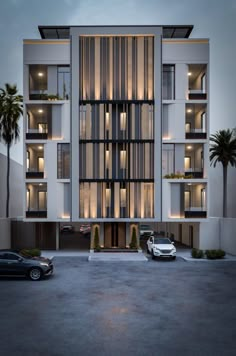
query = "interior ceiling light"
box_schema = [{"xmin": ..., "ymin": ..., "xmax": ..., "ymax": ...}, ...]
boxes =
[
  {"xmin": 38, "ymin": 72, "xmax": 44, "ymax": 77},
  {"xmin": 38, "ymin": 109, "xmax": 43, "ymax": 113},
  {"xmin": 187, "ymin": 145, "xmax": 192, "ymax": 150},
  {"xmin": 187, "ymin": 109, "xmax": 192, "ymax": 113},
  {"xmin": 38, "ymin": 146, "xmax": 43, "ymax": 150},
  {"xmin": 188, "ymin": 72, "xmax": 192, "ymax": 76}
]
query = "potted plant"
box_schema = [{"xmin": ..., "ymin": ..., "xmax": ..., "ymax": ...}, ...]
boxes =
[
  {"xmin": 129, "ymin": 227, "xmax": 138, "ymax": 249},
  {"xmin": 93, "ymin": 226, "xmax": 101, "ymax": 252}
]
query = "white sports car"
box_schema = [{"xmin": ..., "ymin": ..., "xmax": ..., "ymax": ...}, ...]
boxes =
[{"xmin": 147, "ymin": 236, "xmax": 176, "ymax": 260}]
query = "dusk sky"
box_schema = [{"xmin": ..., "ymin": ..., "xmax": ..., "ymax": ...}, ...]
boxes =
[{"xmin": 0, "ymin": 0, "xmax": 235, "ymax": 164}]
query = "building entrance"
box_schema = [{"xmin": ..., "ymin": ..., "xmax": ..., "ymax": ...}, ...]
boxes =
[{"xmin": 104, "ymin": 223, "xmax": 126, "ymax": 248}]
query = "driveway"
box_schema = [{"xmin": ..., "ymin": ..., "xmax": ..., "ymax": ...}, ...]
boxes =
[{"xmin": 0, "ymin": 257, "xmax": 236, "ymax": 356}]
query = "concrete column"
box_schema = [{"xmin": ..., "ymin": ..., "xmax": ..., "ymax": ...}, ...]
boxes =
[{"xmin": 56, "ymin": 222, "xmax": 59, "ymax": 250}]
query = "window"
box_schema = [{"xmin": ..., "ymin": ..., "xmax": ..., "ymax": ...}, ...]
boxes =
[
  {"xmin": 57, "ymin": 144, "xmax": 70, "ymax": 178},
  {"xmin": 163, "ymin": 65, "xmax": 175, "ymax": 100},
  {"xmin": 57, "ymin": 66, "xmax": 70, "ymax": 100}
]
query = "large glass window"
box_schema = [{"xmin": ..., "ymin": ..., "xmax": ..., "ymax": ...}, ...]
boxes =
[
  {"xmin": 79, "ymin": 103, "xmax": 153, "ymax": 140},
  {"xmin": 79, "ymin": 182, "xmax": 154, "ymax": 218},
  {"xmin": 162, "ymin": 65, "xmax": 175, "ymax": 100},
  {"xmin": 79, "ymin": 36, "xmax": 154, "ymax": 101},
  {"xmin": 57, "ymin": 66, "xmax": 70, "ymax": 100},
  {"xmin": 57, "ymin": 144, "xmax": 70, "ymax": 179},
  {"xmin": 79, "ymin": 142, "xmax": 153, "ymax": 180}
]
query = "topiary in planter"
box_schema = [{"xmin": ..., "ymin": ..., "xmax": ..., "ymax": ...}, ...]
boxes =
[
  {"xmin": 129, "ymin": 227, "xmax": 138, "ymax": 249},
  {"xmin": 93, "ymin": 226, "xmax": 101, "ymax": 252},
  {"xmin": 191, "ymin": 248, "xmax": 204, "ymax": 259}
]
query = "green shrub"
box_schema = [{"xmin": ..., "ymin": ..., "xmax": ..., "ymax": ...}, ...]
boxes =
[
  {"xmin": 191, "ymin": 248, "xmax": 204, "ymax": 259},
  {"xmin": 129, "ymin": 227, "xmax": 138, "ymax": 249},
  {"xmin": 20, "ymin": 248, "xmax": 41, "ymax": 257},
  {"xmin": 93, "ymin": 226, "xmax": 101, "ymax": 252},
  {"xmin": 205, "ymin": 249, "xmax": 225, "ymax": 259}
]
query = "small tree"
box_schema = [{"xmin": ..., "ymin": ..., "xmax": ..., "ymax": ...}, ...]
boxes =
[
  {"xmin": 93, "ymin": 226, "xmax": 100, "ymax": 252},
  {"xmin": 210, "ymin": 129, "xmax": 236, "ymax": 217},
  {"xmin": 0, "ymin": 83, "xmax": 23, "ymax": 217},
  {"xmin": 129, "ymin": 227, "xmax": 138, "ymax": 249}
]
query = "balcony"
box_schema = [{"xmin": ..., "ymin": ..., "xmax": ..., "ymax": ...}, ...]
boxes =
[
  {"xmin": 184, "ymin": 168, "xmax": 203, "ymax": 179},
  {"xmin": 26, "ymin": 183, "xmax": 47, "ymax": 219},
  {"xmin": 188, "ymin": 64, "xmax": 207, "ymax": 100},
  {"xmin": 188, "ymin": 90, "xmax": 207, "ymax": 100},
  {"xmin": 186, "ymin": 129, "xmax": 206, "ymax": 140},
  {"xmin": 26, "ymin": 169, "xmax": 44, "ymax": 179},
  {"xmin": 184, "ymin": 208, "xmax": 207, "ymax": 218},
  {"xmin": 28, "ymin": 65, "xmax": 70, "ymax": 101},
  {"xmin": 26, "ymin": 144, "xmax": 45, "ymax": 179},
  {"xmin": 26, "ymin": 210, "xmax": 47, "ymax": 218},
  {"xmin": 26, "ymin": 129, "xmax": 48, "ymax": 140},
  {"xmin": 185, "ymin": 143, "xmax": 204, "ymax": 178}
]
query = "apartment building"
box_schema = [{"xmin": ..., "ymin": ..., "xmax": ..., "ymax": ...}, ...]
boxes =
[{"xmin": 23, "ymin": 25, "xmax": 209, "ymax": 249}]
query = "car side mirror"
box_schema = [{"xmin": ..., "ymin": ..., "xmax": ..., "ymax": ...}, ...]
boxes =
[
  {"xmin": 18, "ymin": 257, "xmax": 24, "ymax": 262},
  {"xmin": 172, "ymin": 242, "xmax": 174, "ymax": 245}
]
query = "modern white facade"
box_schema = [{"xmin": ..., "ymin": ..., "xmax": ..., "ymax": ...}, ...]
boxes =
[{"xmin": 23, "ymin": 25, "xmax": 209, "ymax": 249}]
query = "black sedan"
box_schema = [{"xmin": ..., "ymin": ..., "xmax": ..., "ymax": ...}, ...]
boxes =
[{"xmin": 0, "ymin": 250, "xmax": 53, "ymax": 281}]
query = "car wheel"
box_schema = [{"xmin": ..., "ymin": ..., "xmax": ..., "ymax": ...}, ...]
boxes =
[
  {"xmin": 172, "ymin": 256, "xmax": 176, "ymax": 260},
  {"xmin": 29, "ymin": 268, "xmax": 42, "ymax": 281},
  {"xmin": 151, "ymin": 250, "xmax": 155, "ymax": 260}
]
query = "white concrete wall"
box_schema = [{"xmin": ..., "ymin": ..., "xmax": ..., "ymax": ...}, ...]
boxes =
[
  {"xmin": 199, "ymin": 218, "xmax": 220, "ymax": 250},
  {"xmin": 0, "ymin": 218, "xmax": 11, "ymax": 249},
  {"xmin": 199, "ymin": 217, "xmax": 236, "ymax": 255},
  {"xmin": 220, "ymin": 218, "xmax": 236, "ymax": 255}
]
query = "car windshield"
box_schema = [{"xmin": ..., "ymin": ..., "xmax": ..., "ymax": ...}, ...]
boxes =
[
  {"xmin": 141, "ymin": 225, "xmax": 151, "ymax": 230},
  {"xmin": 153, "ymin": 237, "xmax": 172, "ymax": 244}
]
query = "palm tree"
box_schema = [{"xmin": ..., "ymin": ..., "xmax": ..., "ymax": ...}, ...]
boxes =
[
  {"xmin": 210, "ymin": 129, "xmax": 236, "ymax": 217},
  {"xmin": 0, "ymin": 84, "xmax": 23, "ymax": 217}
]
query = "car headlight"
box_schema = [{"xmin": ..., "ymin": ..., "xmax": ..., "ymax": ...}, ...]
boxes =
[{"xmin": 40, "ymin": 262, "xmax": 49, "ymax": 267}]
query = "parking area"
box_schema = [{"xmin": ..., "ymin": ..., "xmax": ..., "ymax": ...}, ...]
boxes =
[{"xmin": 1, "ymin": 257, "xmax": 236, "ymax": 356}]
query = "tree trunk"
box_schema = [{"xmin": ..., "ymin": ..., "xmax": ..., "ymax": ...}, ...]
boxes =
[
  {"xmin": 223, "ymin": 165, "xmax": 227, "ymax": 218},
  {"xmin": 6, "ymin": 143, "xmax": 10, "ymax": 218}
]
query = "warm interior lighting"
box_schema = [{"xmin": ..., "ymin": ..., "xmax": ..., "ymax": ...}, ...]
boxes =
[
  {"xmin": 187, "ymin": 183, "xmax": 192, "ymax": 186},
  {"xmin": 38, "ymin": 146, "xmax": 43, "ymax": 150},
  {"xmin": 61, "ymin": 214, "xmax": 70, "ymax": 219},
  {"xmin": 120, "ymin": 188, "xmax": 126, "ymax": 207},
  {"xmin": 187, "ymin": 145, "xmax": 192, "ymax": 150},
  {"xmin": 187, "ymin": 109, "xmax": 192, "ymax": 113},
  {"xmin": 105, "ymin": 188, "xmax": 111, "ymax": 207},
  {"xmin": 105, "ymin": 150, "xmax": 109, "ymax": 168},
  {"xmin": 120, "ymin": 150, "xmax": 126, "ymax": 169},
  {"xmin": 163, "ymin": 136, "xmax": 171, "ymax": 140},
  {"xmin": 39, "ymin": 183, "xmax": 43, "ymax": 186},
  {"xmin": 120, "ymin": 112, "xmax": 126, "ymax": 131},
  {"xmin": 38, "ymin": 72, "xmax": 44, "ymax": 77},
  {"xmin": 105, "ymin": 112, "xmax": 110, "ymax": 130},
  {"xmin": 38, "ymin": 109, "xmax": 43, "ymax": 113},
  {"xmin": 188, "ymin": 72, "xmax": 192, "ymax": 76}
]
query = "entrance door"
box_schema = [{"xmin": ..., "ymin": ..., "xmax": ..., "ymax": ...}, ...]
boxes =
[
  {"xmin": 38, "ymin": 191, "xmax": 47, "ymax": 211},
  {"xmin": 104, "ymin": 223, "xmax": 126, "ymax": 248},
  {"xmin": 38, "ymin": 157, "xmax": 44, "ymax": 172},
  {"xmin": 178, "ymin": 224, "xmax": 182, "ymax": 244},
  {"xmin": 189, "ymin": 225, "xmax": 193, "ymax": 248}
]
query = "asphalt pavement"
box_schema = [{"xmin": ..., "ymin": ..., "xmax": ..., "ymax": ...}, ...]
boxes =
[{"xmin": 0, "ymin": 257, "xmax": 236, "ymax": 356}]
